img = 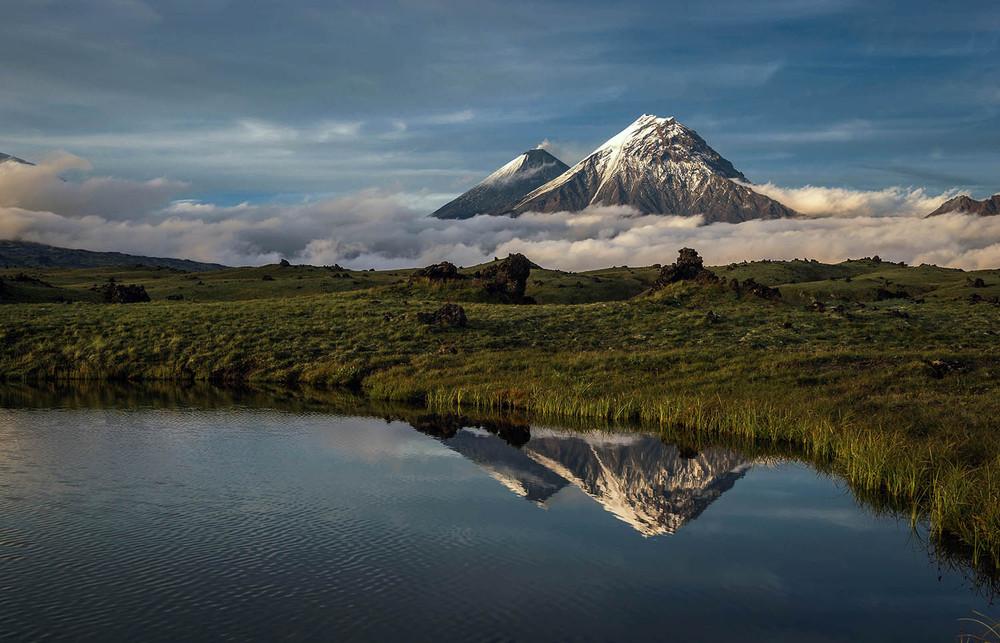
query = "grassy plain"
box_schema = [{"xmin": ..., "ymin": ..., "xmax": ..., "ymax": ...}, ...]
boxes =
[{"xmin": 1, "ymin": 255, "xmax": 999, "ymax": 569}]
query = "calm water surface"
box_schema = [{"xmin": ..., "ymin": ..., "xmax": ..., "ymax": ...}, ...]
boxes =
[{"xmin": 0, "ymin": 397, "xmax": 993, "ymax": 641}]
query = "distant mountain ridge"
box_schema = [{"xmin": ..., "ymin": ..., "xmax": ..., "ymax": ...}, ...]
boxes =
[
  {"xmin": 0, "ymin": 240, "xmax": 226, "ymax": 272},
  {"xmin": 431, "ymin": 148, "xmax": 569, "ymax": 219},
  {"xmin": 927, "ymin": 193, "xmax": 1000, "ymax": 217}
]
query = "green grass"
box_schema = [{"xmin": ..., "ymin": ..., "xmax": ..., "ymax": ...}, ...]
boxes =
[{"xmin": 2, "ymin": 257, "xmax": 1000, "ymax": 571}]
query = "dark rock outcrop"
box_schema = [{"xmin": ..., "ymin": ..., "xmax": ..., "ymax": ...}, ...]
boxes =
[
  {"xmin": 736, "ymin": 278, "xmax": 782, "ymax": 301},
  {"xmin": 652, "ymin": 248, "xmax": 719, "ymax": 290},
  {"xmin": 478, "ymin": 253, "xmax": 533, "ymax": 303},
  {"xmin": 875, "ymin": 288, "xmax": 909, "ymax": 301},
  {"xmin": 417, "ymin": 303, "xmax": 468, "ymax": 327},
  {"xmin": 409, "ymin": 261, "xmax": 465, "ymax": 283},
  {"xmin": 102, "ymin": 283, "xmax": 151, "ymax": 304}
]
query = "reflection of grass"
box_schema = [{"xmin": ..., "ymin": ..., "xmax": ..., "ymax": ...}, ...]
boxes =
[
  {"xmin": 958, "ymin": 612, "xmax": 1000, "ymax": 642},
  {"xmin": 2, "ymin": 259, "xmax": 1000, "ymax": 568}
]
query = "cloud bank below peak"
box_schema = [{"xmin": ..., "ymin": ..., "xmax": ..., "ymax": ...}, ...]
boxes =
[{"xmin": 3, "ymin": 155, "xmax": 999, "ymax": 272}]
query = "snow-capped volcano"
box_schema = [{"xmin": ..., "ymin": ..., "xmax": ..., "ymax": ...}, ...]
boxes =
[
  {"xmin": 430, "ymin": 148, "xmax": 569, "ymax": 219},
  {"xmin": 512, "ymin": 114, "xmax": 798, "ymax": 223}
]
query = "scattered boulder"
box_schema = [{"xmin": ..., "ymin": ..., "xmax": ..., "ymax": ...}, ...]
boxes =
[
  {"xmin": 922, "ymin": 359, "xmax": 966, "ymax": 379},
  {"xmin": 166, "ymin": 294, "xmax": 184, "ymax": 301},
  {"xmin": 102, "ymin": 283, "xmax": 151, "ymax": 304},
  {"xmin": 736, "ymin": 278, "xmax": 782, "ymax": 301},
  {"xmin": 875, "ymin": 288, "xmax": 910, "ymax": 301},
  {"xmin": 652, "ymin": 248, "xmax": 718, "ymax": 290},
  {"xmin": 278, "ymin": 258, "xmax": 291, "ymax": 268},
  {"xmin": 807, "ymin": 301, "xmax": 826, "ymax": 312},
  {"xmin": 704, "ymin": 310, "xmax": 722, "ymax": 324},
  {"xmin": 971, "ymin": 277, "xmax": 987, "ymax": 288},
  {"xmin": 261, "ymin": 274, "xmax": 275, "ymax": 282},
  {"xmin": 409, "ymin": 261, "xmax": 464, "ymax": 283},
  {"xmin": 417, "ymin": 303, "xmax": 467, "ymax": 327},
  {"xmin": 479, "ymin": 253, "xmax": 533, "ymax": 303}
]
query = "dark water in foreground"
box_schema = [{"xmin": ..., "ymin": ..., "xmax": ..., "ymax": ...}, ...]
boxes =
[{"xmin": 0, "ymin": 393, "xmax": 994, "ymax": 641}]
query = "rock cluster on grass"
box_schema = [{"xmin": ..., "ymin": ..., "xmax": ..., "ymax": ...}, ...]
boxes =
[
  {"xmin": 417, "ymin": 303, "xmax": 467, "ymax": 327},
  {"xmin": 478, "ymin": 253, "xmax": 534, "ymax": 304},
  {"xmin": 0, "ymin": 277, "xmax": 8, "ymax": 301},
  {"xmin": 102, "ymin": 283, "xmax": 151, "ymax": 304},
  {"xmin": 729, "ymin": 277, "xmax": 782, "ymax": 301},
  {"xmin": 652, "ymin": 248, "xmax": 783, "ymax": 301},
  {"xmin": 408, "ymin": 261, "xmax": 464, "ymax": 283},
  {"xmin": 652, "ymin": 248, "xmax": 719, "ymax": 290},
  {"xmin": 922, "ymin": 359, "xmax": 967, "ymax": 379}
]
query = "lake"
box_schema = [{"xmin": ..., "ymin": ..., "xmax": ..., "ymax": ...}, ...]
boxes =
[{"xmin": 0, "ymin": 386, "xmax": 994, "ymax": 641}]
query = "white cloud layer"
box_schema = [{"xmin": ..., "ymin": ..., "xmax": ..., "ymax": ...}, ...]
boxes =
[{"xmin": 3, "ymin": 156, "xmax": 999, "ymax": 271}]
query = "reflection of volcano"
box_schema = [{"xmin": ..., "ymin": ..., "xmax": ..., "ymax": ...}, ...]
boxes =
[
  {"xmin": 426, "ymin": 421, "xmax": 751, "ymax": 536},
  {"xmin": 445, "ymin": 429, "xmax": 569, "ymax": 504},
  {"xmin": 524, "ymin": 429, "xmax": 751, "ymax": 535}
]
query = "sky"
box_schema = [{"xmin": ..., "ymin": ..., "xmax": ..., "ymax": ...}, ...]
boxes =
[{"xmin": 1, "ymin": 0, "xmax": 999, "ymax": 268}]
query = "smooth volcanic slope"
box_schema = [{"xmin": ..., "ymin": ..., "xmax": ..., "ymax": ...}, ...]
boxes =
[
  {"xmin": 512, "ymin": 114, "xmax": 798, "ymax": 223},
  {"xmin": 0, "ymin": 152, "xmax": 32, "ymax": 166},
  {"xmin": 927, "ymin": 193, "xmax": 1000, "ymax": 217},
  {"xmin": 430, "ymin": 148, "xmax": 570, "ymax": 219}
]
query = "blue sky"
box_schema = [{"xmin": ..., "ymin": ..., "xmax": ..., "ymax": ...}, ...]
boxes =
[{"xmin": 1, "ymin": 0, "xmax": 998, "ymax": 207}]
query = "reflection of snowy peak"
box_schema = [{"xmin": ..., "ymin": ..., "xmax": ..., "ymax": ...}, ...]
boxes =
[
  {"xmin": 512, "ymin": 114, "xmax": 797, "ymax": 223},
  {"xmin": 430, "ymin": 148, "xmax": 570, "ymax": 220},
  {"xmin": 524, "ymin": 430, "xmax": 751, "ymax": 536},
  {"xmin": 424, "ymin": 421, "xmax": 751, "ymax": 535}
]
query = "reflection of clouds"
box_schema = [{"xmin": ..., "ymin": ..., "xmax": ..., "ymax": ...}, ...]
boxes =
[{"xmin": 317, "ymin": 418, "xmax": 460, "ymax": 463}]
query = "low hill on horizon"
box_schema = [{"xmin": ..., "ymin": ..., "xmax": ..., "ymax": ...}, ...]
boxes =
[{"xmin": 0, "ymin": 239, "xmax": 227, "ymax": 272}]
